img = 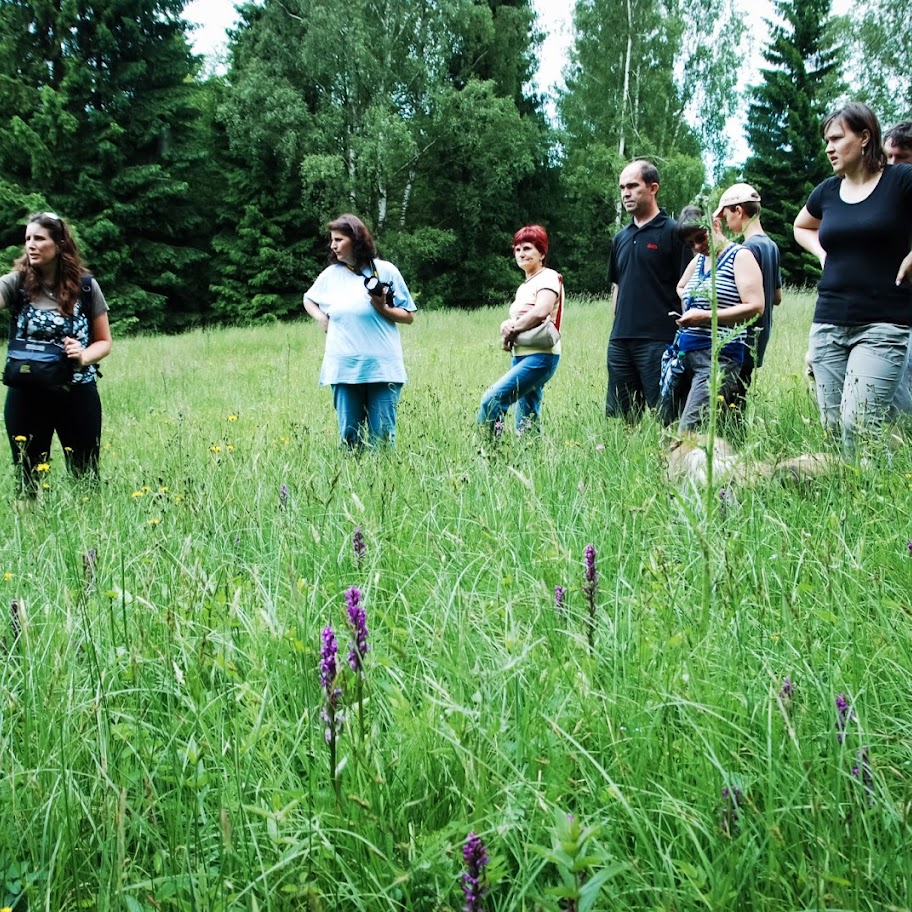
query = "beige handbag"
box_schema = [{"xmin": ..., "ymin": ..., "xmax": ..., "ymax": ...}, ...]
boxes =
[
  {"xmin": 512, "ymin": 273, "xmax": 564, "ymax": 350},
  {"xmin": 514, "ymin": 319, "xmax": 560, "ymax": 349}
]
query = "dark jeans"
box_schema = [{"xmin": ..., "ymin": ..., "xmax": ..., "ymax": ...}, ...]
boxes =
[
  {"xmin": 5, "ymin": 382, "xmax": 102, "ymax": 490},
  {"xmin": 606, "ymin": 338, "xmax": 668, "ymax": 419}
]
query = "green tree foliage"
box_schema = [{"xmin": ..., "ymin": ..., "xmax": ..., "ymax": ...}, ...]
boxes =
[
  {"xmin": 0, "ymin": 0, "xmax": 214, "ymax": 331},
  {"xmin": 212, "ymin": 0, "xmax": 549, "ymax": 318},
  {"xmin": 743, "ymin": 0, "xmax": 845, "ymax": 287},
  {"xmin": 846, "ymin": 0, "xmax": 912, "ymax": 127},
  {"xmin": 556, "ymin": 0, "xmax": 742, "ymax": 293}
]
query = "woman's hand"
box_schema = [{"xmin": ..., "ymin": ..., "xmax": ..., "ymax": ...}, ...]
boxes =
[
  {"xmin": 303, "ymin": 296, "xmax": 330, "ymax": 331},
  {"xmin": 500, "ymin": 319, "xmax": 516, "ymax": 350},
  {"xmin": 63, "ymin": 336, "xmax": 86, "ymax": 364},
  {"xmin": 793, "ymin": 207, "xmax": 826, "ymax": 266},
  {"xmin": 63, "ymin": 314, "xmax": 112, "ymax": 367},
  {"xmin": 368, "ymin": 288, "xmax": 414, "ymax": 324},
  {"xmin": 675, "ymin": 309, "xmax": 708, "ymax": 328},
  {"xmin": 896, "ymin": 250, "xmax": 912, "ymax": 286}
]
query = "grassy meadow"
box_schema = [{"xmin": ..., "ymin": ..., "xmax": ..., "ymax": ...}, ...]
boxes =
[{"xmin": 2, "ymin": 290, "xmax": 912, "ymax": 911}]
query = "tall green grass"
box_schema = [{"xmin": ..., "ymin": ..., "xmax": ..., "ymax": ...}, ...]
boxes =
[{"xmin": 1, "ymin": 291, "xmax": 911, "ymax": 910}]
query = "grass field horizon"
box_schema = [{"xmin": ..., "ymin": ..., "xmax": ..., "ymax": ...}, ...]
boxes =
[{"xmin": 2, "ymin": 290, "xmax": 911, "ymax": 911}]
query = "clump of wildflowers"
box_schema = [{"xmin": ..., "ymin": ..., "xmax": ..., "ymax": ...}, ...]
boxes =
[
  {"xmin": 462, "ymin": 832, "xmax": 489, "ymax": 912},
  {"xmin": 345, "ymin": 586, "xmax": 369, "ymax": 746},
  {"xmin": 353, "ymin": 526, "xmax": 366, "ymax": 566},
  {"xmin": 554, "ymin": 585, "xmax": 566, "ymax": 614},
  {"xmin": 835, "ymin": 693, "xmax": 853, "ymax": 744},
  {"xmin": 779, "ymin": 675, "xmax": 794, "ymax": 701},
  {"xmin": 346, "ymin": 587, "xmax": 368, "ymax": 674},
  {"xmin": 719, "ymin": 785, "xmax": 744, "ymax": 837},
  {"xmin": 583, "ymin": 544, "xmax": 598, "ymax": 647},
  {"xmin": 319, "ymin": 626, "xmax": 343, "ymax": 801},
  {"xmin": 279, "ymin": 483, "xmax": 289, "ymax": 509}
]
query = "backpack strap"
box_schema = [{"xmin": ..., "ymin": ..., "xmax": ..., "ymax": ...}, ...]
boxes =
[
  {"xmin": 79, "ymin": 274, "xmax": 93, "ymax": 338},
  {"xmin": 7, "ymin": 273, "xmax": 27, "ymax": 344}
]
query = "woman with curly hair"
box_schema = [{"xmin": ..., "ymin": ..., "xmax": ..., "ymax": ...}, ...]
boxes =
[
  {"xmin": 0, "ymin": 211, "xmax": 112, "ymax": 492},
  {"xmin": 303, "ymin": 213, "xmax": 416, "ymax": 448}
]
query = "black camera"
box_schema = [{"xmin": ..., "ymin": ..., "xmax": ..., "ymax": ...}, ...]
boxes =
[{"xmin": 364, "ymin": 274, "xmax": 394, "ymax": 307}]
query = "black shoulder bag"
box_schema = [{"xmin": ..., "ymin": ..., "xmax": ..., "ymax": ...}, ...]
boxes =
[{"xmin": 3, "ymin": 275, "xmax": 93, "ymax": 392}]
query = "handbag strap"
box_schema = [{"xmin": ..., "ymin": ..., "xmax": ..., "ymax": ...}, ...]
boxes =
[{"xmin": 552, "ymin": 273, "xmax": 564, "ymax": 331}]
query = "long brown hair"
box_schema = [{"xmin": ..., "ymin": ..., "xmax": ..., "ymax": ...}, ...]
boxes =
[
  {"xmin": 327, "ymin": 214, "xmax": 377, "ymax": 271},
  {"xmin": 14, "ymin": 212, "xmax": 88, "ymax": 315}
]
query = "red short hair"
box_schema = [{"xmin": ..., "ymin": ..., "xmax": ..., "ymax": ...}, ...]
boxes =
[{"xmin": 512, "ymin": 224, "xmax": 548, "ymax": 259}]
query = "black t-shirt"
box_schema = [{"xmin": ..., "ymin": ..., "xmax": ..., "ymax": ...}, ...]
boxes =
[
  {"xmin": 806, "ymin": 164, "xmax": 912, "ymax": 326},
  {"xmin": 609, "ymin": 210, "xmax": 690, "ymax": 341}
]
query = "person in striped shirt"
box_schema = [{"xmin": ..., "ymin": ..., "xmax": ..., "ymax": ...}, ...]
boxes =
[{"xmin": 669, "ymin": 206, "xmax": 765, "ymax": 433}]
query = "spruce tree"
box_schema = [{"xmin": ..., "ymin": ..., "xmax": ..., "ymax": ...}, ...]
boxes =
[
  {"xmin": 743, "ymin": 0, "xmax": 844, "ymax": 286},
  {"xmin": 0, "ymin": 0, "xmax": 214, "ymax": 330}
]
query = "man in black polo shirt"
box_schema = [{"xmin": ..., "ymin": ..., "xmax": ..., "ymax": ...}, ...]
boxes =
[{"xmin": 607, "ymin": 160, "xmax": 689, "ymax": 420}]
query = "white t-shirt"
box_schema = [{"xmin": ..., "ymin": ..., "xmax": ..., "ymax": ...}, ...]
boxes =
[{"xmin": 304, "ymin": 259, "xmax": 416, "ymax": 385}]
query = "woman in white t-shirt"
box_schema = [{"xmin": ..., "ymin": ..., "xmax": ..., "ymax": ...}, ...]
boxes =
[
  {"xmin": 477, "ymin": 225, "xmax": 564, "ymax": 435},
  {"xmin": 303, "ymin": 214, "xmax": 416, "ymax": 448}
]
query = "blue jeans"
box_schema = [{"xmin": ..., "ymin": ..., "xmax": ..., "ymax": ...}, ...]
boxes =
[
  {"xmin": 606, "ymin": 338, "xmax": 668, "ymax": 419},
  {"xmin": 477, "ymin": 353, "xmax": 559, "ymax": 433},
  {"xmin": 808, "ymin": 322, "xmax": 912, "ymax": 453},
  {"xmin": 332, "ymin": 382, "xmax": 402, "ymax": 448}
]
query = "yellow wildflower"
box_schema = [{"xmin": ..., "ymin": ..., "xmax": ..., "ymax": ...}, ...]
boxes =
[
  {"xmin": 226, "ymin": 444, "xmax": 235, "ymax": 453},
  {"xmin": 131, "ymin": 490, "xmax": 145, "ymax": 498},
  {"xmin": 159, "ymin": 486, "xmax": 169, "ymax": 493},
  {"xmin": 227, "ymin": 414, "xmax": 238, "ymax": 422},
  {"xmin": 3, "ymin": 572, "xmax": 12, "ymax": 581},
  {"xmin": 42, "ymin": 483, "xmax": 50, "ymax": 490},
  {"xmin": 13, "ymin": 435, "xmax": 26, "ymax": 443},
  {"xmin": 35, "ymin": 462, "xmax": 50, "ymax": 473},
  {"xmin": 209, "ymin": 445, "xmax": 222, "ymax": 454},
  {"xmin": 148, "ymin": 517, "xmax": 161, "ymax": 526}
]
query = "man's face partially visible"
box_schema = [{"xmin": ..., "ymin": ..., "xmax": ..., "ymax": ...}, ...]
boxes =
[{"xmin": 884, "ymin": 138, "xmax": 912, "ymax": 164}]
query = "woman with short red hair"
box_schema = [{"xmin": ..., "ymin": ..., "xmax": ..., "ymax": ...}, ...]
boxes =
[{"xmin": 477, "ymin": 225, "xmax": 564, "ymax": 434}]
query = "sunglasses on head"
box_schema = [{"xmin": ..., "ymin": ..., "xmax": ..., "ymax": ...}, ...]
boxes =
[{"xmin": 30, "ymin": 211, "xmax": 61, "ymax": 223}]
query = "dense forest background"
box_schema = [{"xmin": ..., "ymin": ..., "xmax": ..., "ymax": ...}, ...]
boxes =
[{"xmin": 0, "ymin": 0, "xmax": 908, "ymax": 333}]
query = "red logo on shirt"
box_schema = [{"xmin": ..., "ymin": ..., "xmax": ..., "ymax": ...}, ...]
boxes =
[{"xmin": 647, "ymin": 243, "xmax": 659, "ymax": 250}]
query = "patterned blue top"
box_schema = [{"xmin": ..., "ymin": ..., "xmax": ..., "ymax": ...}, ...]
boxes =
[{"xmin": 1, "ymin": 272, "xmax": 109, "ymax": 385}]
